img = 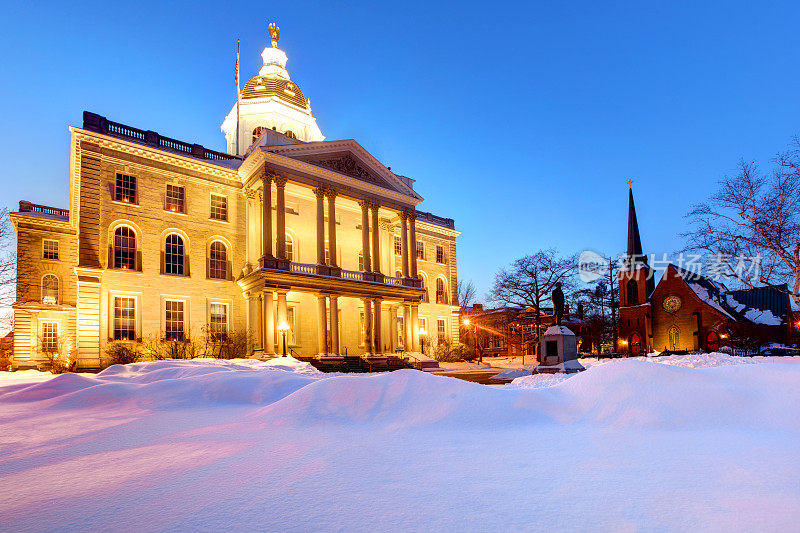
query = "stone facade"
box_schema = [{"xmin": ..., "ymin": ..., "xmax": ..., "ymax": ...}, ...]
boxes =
[{"xmin": 9, "ymin": 32, "xmax": 460, "ymax": 370}]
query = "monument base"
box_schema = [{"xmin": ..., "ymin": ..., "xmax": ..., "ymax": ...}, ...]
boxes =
[{"xmin": 537, "ymin": 325, "xmax": 585, "ymax": 373}]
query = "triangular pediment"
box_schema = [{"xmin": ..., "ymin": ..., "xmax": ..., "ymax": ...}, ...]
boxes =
[{"xmin": 265, "ymin": 140, "xmax": 420, "ymax": 199}]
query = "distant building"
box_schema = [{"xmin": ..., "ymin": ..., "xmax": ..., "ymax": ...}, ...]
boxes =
[
  {"xmin": 461, "ymin": 304, "xmax": 587, "ymax": 360},
  {"xmin": 617, "ymin": 188, "xmax": 797, "ymax": 354},
  {"xmin": 9, "ymin": 26, "xmax": 460, "ymax": 370}
]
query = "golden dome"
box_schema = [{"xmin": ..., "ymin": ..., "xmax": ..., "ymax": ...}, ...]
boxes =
[{"xmin": 241, "ymin": 76, "xmax": 308, "ymax": 109}]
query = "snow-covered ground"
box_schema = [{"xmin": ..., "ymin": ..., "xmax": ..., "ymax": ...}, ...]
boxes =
[{"xmin": 2, "ymin": 355, "xmax": 800, "ymax": 531}]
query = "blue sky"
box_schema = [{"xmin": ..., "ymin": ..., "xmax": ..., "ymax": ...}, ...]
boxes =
[{"xmin": 1, "ymin": 1, "xmax": 799, "ymax": 299}]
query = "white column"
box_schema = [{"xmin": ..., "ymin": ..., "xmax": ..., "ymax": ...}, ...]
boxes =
[
  {"xmin": 360, "ymin": 201, "xmax": 371, "ymax": 271},
  {"xmin": 317, "ymin": 295, "xmax": 328, "ymax": 356},
  {"xmin": 263, "ymin": 290, "xmax": 275, "ymax": 356},
  {"xmin": 409, "ymin": 211, "xmax": 418, "ymax": 278},
  {"xmin": 315, "ymin": 188, "xmax": 325, "ymax": 265},
  {"xmin": 275, "ymin": 177, "xmax": 287, "ymax": 260},
  {"xmin": 371, "ymin": 204, "xmax": 381, "ymax": 274},
  {"xmin": 262, "ymin": 175, "xmax": 273, "ymax": 259},
  {"xmin": 364, "ymin": 298, "xmax": 373, "ymax": 354},
  {"xmin": 327, "ymin": 191, "xmax": 338, "ymax": 267},
  {"xmin": 329, "ymin": 295, "xmax": 340, "ymax": 355},
  {"xmin": 373, "ymin": 298, "xmax": 383, "ymax": 355},
  {"xmin": 400, "ymin": 212, "xmax": 410, "ymax": 278}
]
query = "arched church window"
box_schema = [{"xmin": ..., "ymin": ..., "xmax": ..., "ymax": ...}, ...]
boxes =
[
  {"xmin": 252, "ymin": 127, "xmax": 266, "ymax": 144},
  {"xmin": 668, "ymin": 326, "xmax": 679, "ymax": 351},
  {"xmin": 626, "ymin": 279, "xmax": 639, "ymax": 305},
  {"xmin": 706, "ymin": 331, "xmax": 720, "ymax": 352}
]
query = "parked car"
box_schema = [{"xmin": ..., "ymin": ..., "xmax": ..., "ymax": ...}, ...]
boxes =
[{"xmin": 758, "ymin": 346, "xmax": 800, "ymax": 357}]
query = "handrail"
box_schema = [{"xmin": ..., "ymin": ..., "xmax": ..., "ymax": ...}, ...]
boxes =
[{"xmin": 18, "ymin": 201, "xmax": 69, "ymax": 219}]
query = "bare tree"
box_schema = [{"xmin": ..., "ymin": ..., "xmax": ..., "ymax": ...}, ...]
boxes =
[
  {"xmin": 456, "ymin": 279, "xmax": 476, "ymax": 310},
  {"xmin": 685, "ymin": 138, "xmax": 800, "ymax": 307},
  {"xmin": 0, "ymin": 209, "xmax": 17, "ymax": 333},
  {"xmin": 490, "ymin": 249, "xmax": 577, "ymax": 355}
]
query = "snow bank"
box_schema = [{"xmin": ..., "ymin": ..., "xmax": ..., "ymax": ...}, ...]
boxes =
[{"xmin": 1, "ymin": 357, "xmax": 800, "ymax": 531}]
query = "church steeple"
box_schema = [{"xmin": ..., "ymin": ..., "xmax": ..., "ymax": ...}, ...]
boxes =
[{"xmin": 626, "ymin": 186, "xmax": 645, "ymax": 262}]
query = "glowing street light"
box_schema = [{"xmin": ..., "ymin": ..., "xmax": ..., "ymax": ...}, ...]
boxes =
[{"xmin": 278, "ymin": 321, "xmax": 290, "ymax": 357}]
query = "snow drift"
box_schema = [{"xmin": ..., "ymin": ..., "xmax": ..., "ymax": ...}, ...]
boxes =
[{"xmin": 1, "ymin": 356, "xmax": 799, "ymax": 531}]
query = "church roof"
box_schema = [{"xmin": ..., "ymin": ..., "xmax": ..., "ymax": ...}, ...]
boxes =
[
  {"xmin": 627, "ymin": 187, "xmax": 645, "ymax": 261},
  {"xmin": 240, "ymin": 76, "xmax": 309, "ymax": 110}
]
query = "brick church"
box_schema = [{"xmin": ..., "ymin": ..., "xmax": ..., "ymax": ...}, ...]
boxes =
[{"xmin": 617, "ymin": 188, "xmax": 796, "ymax": 355}]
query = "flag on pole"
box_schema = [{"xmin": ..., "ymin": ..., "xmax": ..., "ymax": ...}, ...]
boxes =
[{"xmin": 235, "ymin": 39, "xmax": 240, "ymax": 92}]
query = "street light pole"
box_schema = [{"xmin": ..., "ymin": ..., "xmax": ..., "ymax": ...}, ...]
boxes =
[{"xmin": 278, "ymin": 321, "xmax": 290, "ymax": 357}]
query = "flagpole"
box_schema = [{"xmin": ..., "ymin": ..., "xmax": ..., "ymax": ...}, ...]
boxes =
[{"xmin": 235, "ymin": 38, "xmax": 240, "ymax": 155}]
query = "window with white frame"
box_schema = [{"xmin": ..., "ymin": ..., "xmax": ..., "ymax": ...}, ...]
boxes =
[
  {"xmin": 419, "ymin": 274, "xmax": 429, "ymax": 302},
  {"xmin": 416, "ymin": 241, "xmax": 424, "ymax": 260},
  {"xmin": 115, "ymin": 173, "xmax": 137, "ymax": 203},
  {"xmin": 113, "ymin": 226, "xmax": 137, "ymax": 270},
  {"xmin": 285, "ymin": 233, "xmax": 294, "ymax": 262},
  {"xmin": 43, "ymin": 239, "xmax": 59, "ymax": 260},
  {"xmin": 166, "ymin": 184, "xmax": 185, "ymax": 213},
  {"xmin": 286, "ymin": 306, "xmax": 296, "ymax": 345},
  {"xmin": 113, "ymin": 296, "xmax": 136, "ymax": 340},
  {"xmin": 436, "ymin": 245, "xmax": 445, "ymax": 264},
  {"xmin": 358, "ymin": 250, "xmax": 364, "ymax": 271},
  {"xmin": 165, "ymin": 300, "xmax": 185, "ymax": 341},
  {"xmin": 209, "ymin": 303, "xmax": 228, "ymax": 339},
  {"xmin": 418, "ymin": 316, "xmax": 427, "ymax": 336},
  {"xmin": 165, "ymin": 234, "xmax": 185, "ymax": 275},
  {"xmin": 41, "ymin": 274, "xmax": 59, "ymax": 305},
  {"xmin": 210, "ymin": 194, "xmax": 228, "ymax": 221},
  {"xmin": 41, "ymin": 322, "xmax": 58, "ymax": 353},
  {"xmin": 209, "ymin": 241, "xmax": 228, "ymax": 280},
  {"xmin": 359, "ymin": 311, "xmax": 365, "ymax": 345},
  {"xmin": 437, "ymin": 318, "xmax": 447, "ymax": 341},
  {"xmin": 394, "ymin": 236, "xmax": 402, "ymax": 255},
  {"xmin": 436, "ymin": 278, "xmax": 447, "ymax": 304},
  {"xmin": 324, "ymin": 239, "xmax": 331, "ymax": 265},
  {"xmin": 397, "ymin": 316, "xmax": 405, "ymax": 349}
]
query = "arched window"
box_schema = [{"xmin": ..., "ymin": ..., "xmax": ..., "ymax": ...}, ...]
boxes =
[
  {"xmin": 668, "ymin": 326, "xmax": 679, "ymax": 351},
  {"xmin": 285, "ymin": 233, "xmax": 294, "ymax": 262},
  {"xmin": 114, "ymin": 226, "xmax": 136, "ymax": 270},
  {"xmin": 436, "ymin": 278, "xmax": 447, "ymax": 304},
  {"xmin": 284, "ymin": 130, "xmax": 296, "ymax": 139},
  {"xmin": 41, "ymin": 274, "xmax": 59, "ymax": 305},
  {"xmin": 165, "ymin": 234, "xmax": 185, "ymax": 275},
  {"xmin": 209, "ymin": 241, "xmax": 228, "ymax": 280},
  {"xmin": 395, "ymin": 270, "xmax": 402, "ymax": 278},
  {"xmin": 252, "ymin": 126, "xmax": 266, "ymax": 144},
  {"xmin": 626, "ymin": 279, "xmax": 639, "ymax": 305},
  {"xmin": 419, "ymin": 274, "xmax": 429, "ymax": 303}
]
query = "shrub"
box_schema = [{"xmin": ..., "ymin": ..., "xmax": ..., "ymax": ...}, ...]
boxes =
[
  {"xmin": 104, "ymin": 342, "xmax": 141, "ymax": 366},
  {"xmin": 200, "ymin": 328, "xmax": 251, "ymax": 360},
  {"xmin": 37, "ymin": 334, "xmax": 78, "ymax": 374},
  {"xmin": 140, "ymin": 333, "xmax": 198, "ymax": 360},
  {"xmin": 432, "ymin": 338, "xmax": 473, "ymax": 363}
]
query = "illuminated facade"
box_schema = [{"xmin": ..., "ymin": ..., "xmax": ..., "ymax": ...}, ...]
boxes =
[{"xmin": 9, "ymin": 26, "xmax": 460, "ymax": 370}]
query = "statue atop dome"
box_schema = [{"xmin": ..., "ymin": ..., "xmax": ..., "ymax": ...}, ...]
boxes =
[{"xmin": 268, "ymin": 23, "xmax": 280, "ymax": 48}]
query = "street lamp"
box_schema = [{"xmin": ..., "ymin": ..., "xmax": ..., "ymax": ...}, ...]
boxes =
[
  {"xmin": 463, "ymin": 317, "xmax": 479, "ymax": 364},
  {"xmin": 278, "ymin": 321, "xmax": 290, "ymax": 357},
  {"xmin": 419, "ymin": 327, "xmax": 427, "ymax": 355}
]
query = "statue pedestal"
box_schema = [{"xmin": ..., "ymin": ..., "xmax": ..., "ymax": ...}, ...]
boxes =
[{"xmin": 536, "ymin": 326, "xmax": 585, "ymax": 374}]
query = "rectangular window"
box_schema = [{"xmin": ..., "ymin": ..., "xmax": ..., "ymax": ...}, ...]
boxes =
[
  {"xmin": 359, "ymin": 311, "xmax": 365, "ymax": 345},
  {"xmin": 114, "ymin": 297, "xmax": 136, "ymax": 341},
  {"xmin": 416, "ymin": 241, "xmax": 424, "ymax": 260},
  {"xmin": 437, "ymin": 318, "xmax": 447, "ymax": 341},
  {"xmin": 115, "ymin": 173, "xmax": 137, "ymax": 203},
  {"xmin": 436, "ymin": 245, "xmax": 445, "ymax": 264},
  {"xmin": 209, "ymin": 303, "xmax": 228, "ymax": 339},
  {"xmin": 165, "ymin": 300, "xmax": 185, "ymax": 341},
  {"xmin": 287, "ymin": 307, "xmax": 296, "ymax": 345},
  {"xmin": 41, "ymin": 322, "xmax": 58, "ymax": 353},
  {"xmin": 210, "ymin": 194, "xmax": 228, "ymax": 221},
  {"xmin": 394, "ymin": 236, "xmax": 402, "ymax": 256},
  {"xmin": 419, "ymin": 317, "xmax": 427, "ymax": 336},
  {"xmin": 43, "ymin": 239, "xmax": 59, "ymax": 260},
  {"xmin": 166, "ymin": 184, "xmax": 185, "ymax": 213}
]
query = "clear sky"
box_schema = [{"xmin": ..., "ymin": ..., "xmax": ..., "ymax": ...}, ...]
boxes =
[{"xmin": 1, "ymin": 1, "xmax": 799, "ymax": 299}]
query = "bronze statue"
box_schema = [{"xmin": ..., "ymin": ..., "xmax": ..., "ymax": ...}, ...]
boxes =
[
  {"xmin": 552, "ymin": 281, "xmax": 564, "ymax": 326},
  {"xmin": 269, "ymin": 23, "xmax": 280, "ymax": 48}
]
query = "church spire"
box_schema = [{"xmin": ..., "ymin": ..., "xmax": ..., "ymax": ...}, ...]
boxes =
[{"xmin": 626, "ymin": 185, "xmax": 646, "ymax": 263}]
